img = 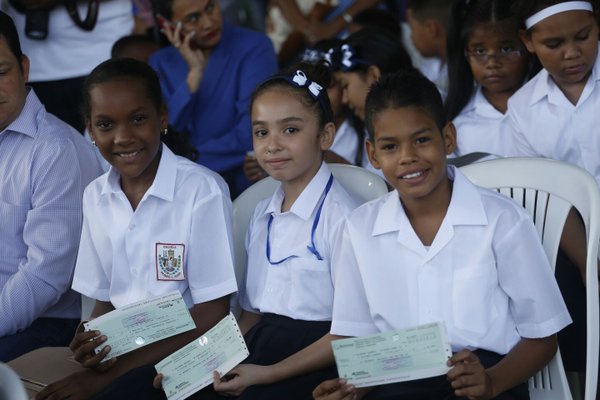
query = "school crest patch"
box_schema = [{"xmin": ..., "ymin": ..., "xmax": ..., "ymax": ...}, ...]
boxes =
[{"xmin": 155, "ymin": 243, "xmax": 185, "ymax": 281}]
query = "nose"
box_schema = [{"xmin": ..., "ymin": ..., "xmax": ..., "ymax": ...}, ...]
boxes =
[
  {"xmin": 265, "ymin": 133, "xmax": 282, "ymax": 154},
  {"xmin": 484, "ymin": 53, "xmax": 502, "ymax": 68},
  {"xmin": 199, "ymin": 13, "xmax": 214, "ymax": 30},
  {"xmin": 398, "ymin": 143, "xmax": 417, "ymax": 165},
  {"xmin": 113, "ymin": 126, "xmax": 135, "ymax": 146},
  {"xmin": 564, "ymin": 42, "xmax": 581, "ymax": 60}
]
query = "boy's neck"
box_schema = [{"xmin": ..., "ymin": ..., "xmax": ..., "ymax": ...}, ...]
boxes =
[{"xmin": 400, "ymin": 176, "xmax": 453, "ymax": 246}]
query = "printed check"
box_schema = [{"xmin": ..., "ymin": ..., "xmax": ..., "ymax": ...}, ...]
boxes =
[
  {"xmin": 332, "ymin": 322, "xmax": 452, "ymax": 387},
  {"xmin": 155, "ymin": 313, "xmax": 249, "ymax": 400},
  {"xmin": 84, "ymin": 291, "xmax": 196, "ymax": 360}
]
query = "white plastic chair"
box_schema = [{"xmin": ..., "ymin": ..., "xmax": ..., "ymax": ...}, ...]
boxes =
[
  {"xmin": 231, "ymin": 163, "xmax": 389, "ymax": 308},
  {"xmin": 460, "ymin": 157, "xmax": 600, "ymax": 400},
  {"xmin": 0, "ymin": 363, "xmax": 28, "ymax": 400}
]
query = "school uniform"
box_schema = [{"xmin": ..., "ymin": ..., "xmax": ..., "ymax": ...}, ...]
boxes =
[
  {"xmin": 451, "ymin": 86, "xmax": 512, "ymax": 158},
  {"xmin": 503, "ymin": 43, "xmax": 600, "ymax": 187},
  {"xmin": 330, "ymin": 166, "xmax": 571, "ymax": 399},
  {"xmin": 233, "ymin": 162, "xmax": 358, "ymax": 400},
  {"xmin": 72, "ymin": 145, "xmax": 237, "ymax": 309}
]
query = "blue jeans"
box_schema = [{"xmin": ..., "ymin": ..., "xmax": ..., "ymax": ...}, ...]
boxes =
[{"xmin": 0, "ymin": 317, "xmax": 79, "ymax": 362}]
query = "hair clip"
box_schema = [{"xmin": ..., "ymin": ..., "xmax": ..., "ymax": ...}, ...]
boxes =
[
  {"xmin": 292, "ymin": 70, "xmax": 323, "ymax": 98},
  {"xmin": 301, "ymin": 48, "xmax": 327, "ymax": 63}
]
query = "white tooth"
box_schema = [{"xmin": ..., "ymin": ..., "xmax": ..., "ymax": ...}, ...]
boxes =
[{"xmin": 402, "ymin": 171, "xmax": 423, "ymax": 179}]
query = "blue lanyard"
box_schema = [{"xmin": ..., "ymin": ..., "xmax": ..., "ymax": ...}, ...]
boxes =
[{"xmin": 266, "ymin": 174, "xmax": 334, "ymax": 265}]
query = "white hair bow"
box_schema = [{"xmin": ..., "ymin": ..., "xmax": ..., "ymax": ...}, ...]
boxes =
[
  {"xmin": 292, "ymin": 70, "xmax": 323, "ymax": 98},
  {"xmin": 340, "ymin": 44, "xmax": 354, "ymax": 69}
]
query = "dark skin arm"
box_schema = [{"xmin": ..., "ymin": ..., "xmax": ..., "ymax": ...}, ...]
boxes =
[
  {"xmin": 447, "ymin": 336, "xmax": 557, "ymax": 399},
  {"xmin": 34, "ymin": 295, "xmax": 231, "ymax": 400},
  {"xmin": 560, "ymin": 208, "xmax": 599, "ymax": 285},
  {"xmin": 312, "ymin": 378, "xmax": 372, "ymax": 400}
]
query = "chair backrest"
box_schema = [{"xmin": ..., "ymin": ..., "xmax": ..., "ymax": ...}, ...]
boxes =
[
  {"xmin": 460, "ymin": 157, "xmax": 600, "ymax": 400},
  {"xmin": 0, "ymin": 363, "xmax": 28, "ymax": 400},
  {"xmin": 231, "ymin": 164, "xmax": 389, "ymax": 305}
]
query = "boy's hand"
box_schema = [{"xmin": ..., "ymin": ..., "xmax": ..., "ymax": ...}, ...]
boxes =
[
  {"xmin": 447, "ymin": 350, "xmax": 494, "ymax": 399},
  {"xmin": 34, "ymin": 369, "xmax": 106, "ymax": 400},
  {"xmin": 312, "ymin": 378, "xmax": 357, "ymax": 400},
  {"xmin": 213, "ymin": 364, "xmax": 270, "ymax": 396},
  {"xmin": 69, "ymin": 329, "xmax": 116, "ymax": 371}
]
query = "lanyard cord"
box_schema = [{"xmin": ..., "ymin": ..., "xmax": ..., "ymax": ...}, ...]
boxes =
[{"xmin": 266, "ymin": 174, "xmax": 334, "ymax": 265}]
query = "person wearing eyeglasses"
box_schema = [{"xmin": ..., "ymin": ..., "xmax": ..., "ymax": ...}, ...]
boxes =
[{"xmin": 444, "ymin": 0, "xmax": 530, "ymax": 159}]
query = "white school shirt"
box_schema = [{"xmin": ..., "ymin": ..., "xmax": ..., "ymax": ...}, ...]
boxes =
[
  {"xmin": 503, "ymin": 44, "xmax": 600, "ymax": 186},
  {"xmin": 330, "ymin": 119, "xmax": 359, "ymax": 164},
  {"xmin": 240, "ymin": 162, "xmax": 359, "ymax": 321},
  {"xmin": 451, "ymin": 86, "xmax": 512, "ymax": 158},
  {"xmin": 330, "ymin": 167, "xmax": 571, "ymax": 355},
  {"xmin": 72, "ymin": 145, "xmax": 237, "ymax": 309}
]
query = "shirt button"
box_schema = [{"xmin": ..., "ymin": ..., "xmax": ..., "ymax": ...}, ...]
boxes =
[{"xmin": 128, "ymin": 223, "xmax": 135, "ymax": 230}]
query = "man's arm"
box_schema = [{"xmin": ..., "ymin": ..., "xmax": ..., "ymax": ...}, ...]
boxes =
[{"xmin": 0, "ymin": 138, "xmax": 87, "ymax": 336}]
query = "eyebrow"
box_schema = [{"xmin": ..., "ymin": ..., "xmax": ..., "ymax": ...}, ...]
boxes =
[
  {"xmin": 541, "ymin": 23, "xmax": 592, "ymax": 42},
  {"xmin": 252, "ymin": 116, "xmax": 304, "ymax": 126},
  {"xmin": 375, "ymin": 127, "xmax": 431, "ymax": 142}
]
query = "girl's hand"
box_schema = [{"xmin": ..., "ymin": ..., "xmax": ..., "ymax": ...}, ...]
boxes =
[
  {"xmin": 312, "ymin": 378, "xmax": 357, "ymax": 400},
  {"xmin": 153, "ymin": 373, "xmax": 164, "ymax": 389},
  {"xmin": 212, "ymin": 364, "xmax": 270, "ymax": 396},
  {"xmin": 160, "ymin": 22, "xmax": 206, "ymax": 93},
  {"xmin": 243, "ymin": 154, "xmax": 267, "ymax": 182},
  {"xmin": 69, "ymin": 329, "xmax": 116, "ymax": 371},
  {"xmin": 447, "ymin": 350, "xmax": 494, "ymax": 400}
]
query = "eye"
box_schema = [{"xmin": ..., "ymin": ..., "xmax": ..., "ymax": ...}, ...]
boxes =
[
  {"xmin": 0, "ymin": 68, "xmax": 9, "ymax": 76},
  {"xmin": 132, "ymin": 114, "xmax": 148, "ymax": 125},
  {"xmin": 472, "ymin": 47, "xmax": 486, "ymax": 55},
  {"xmin": 253, "ymin": 129, "xmax": 268, "ymax": 138},
  {"xmin": 500, "ymin": 45, "xmax": 517, "ymax": 53},
  {"xmin": 544, "ymin": 40, "xmax": 561, "ymax": 49},
  {"xmin": 206, "ymin": 0, "xmax": 215, "ymax": 12},
  {"xmin": 284, "ymin": 127, "xmax": 299, "ymax": 134},
  {"xmin": 95, "ymin": 120, "xmax": 113, "ymax": 130},
  {"xmin": 575, "ymin": 32, "xmax": 590, "ymax": 41},
  {"xmin": 415, "ymin": 136, "xmax": 431, "ymax": 145},
  {"xmin": 380, "ymin": 143, "xmax": 397, "ymax": 151}
]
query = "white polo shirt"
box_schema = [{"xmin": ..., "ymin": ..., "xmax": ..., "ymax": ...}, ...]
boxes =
[
  {"xmin": 240, "ymin": 162, "xmax": 359, "ymax": 321},
  {"xmin": 503, "ymin": 44, "xmax": 600, "ymax": 186},
  {"xmin": 331, "ymin": 167, "xmax": 571, "ymax": 355},
  {"xmin": 451, "ymin": 86, "xmax": 512, "ymax": 158},
  {"xmin": 72, "ymin": 145, "xmax": 237, "ymax": 309}
]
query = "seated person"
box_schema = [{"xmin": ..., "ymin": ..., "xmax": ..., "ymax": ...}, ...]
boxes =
[
  {"xmin": 0, "ymin": 11, "xmax": 102, "ymax": 362},
  {"xmin": 314, "ymin": 70, "xmax": 571, "ymax": 399}
]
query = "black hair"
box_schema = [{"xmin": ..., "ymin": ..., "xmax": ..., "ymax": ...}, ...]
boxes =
[
  {"xmin": 352, "ymin": 8, "xmax": 402, "ymax": 37},
  {"xmin": 0, "ymin": 11, "xmax": 24, "ymax": 72},
  {"xmin": 365, "ymin": 70, "xmax": 445, "ymax": 140},
  {"xmin": 111, "ymin": 34, "xmax": 160, "ymax": 59},
  {"xmin": 445, "ymin": 0, "xmax": 524, "ymax": 121},
  {"xmin": 82, "ymin": 58, "xmax": 199, "ymax": 161},
  {"xmin": 516, "ymin": 0, "xmax": 597, "ymax": 28},
  {"xmin": 339, "ymin": 27, "xmax": 413, "ymax": 75},
  {"xmin": 407, "ymin": 0, "xmax": 453, "ymax": 28},
  {"xmin": 251, "ymin": 61, "xmax": 335, "ymax": 129}
]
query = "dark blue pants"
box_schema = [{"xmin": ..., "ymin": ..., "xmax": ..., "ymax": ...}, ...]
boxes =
[{"xmin": 0, "ymin": 317, "xmax": 79, "ymax": 362}]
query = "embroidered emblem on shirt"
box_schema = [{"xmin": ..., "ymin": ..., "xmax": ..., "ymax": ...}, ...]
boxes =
[{"xmin": 155, "ymin": 243, "xmax": 185, "ymax": 281}]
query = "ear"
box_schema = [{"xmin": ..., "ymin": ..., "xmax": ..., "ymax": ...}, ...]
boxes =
[
  {"xmin": 366, "ymin": 65, "xmax": 381, "ymax": 85},
  {"xmin": 365, "ymin": 139, "xmax": 382, "ymax": 170},
  {"xmin": 441, "ymin": 122, "xmax": 457, "ymax": 155},
  {"xmin": 160, "ymin": 103, "xmax": 169, "ymax": 131},
  {"xmin": 20, "ymin": 54, "xmax": 30, "ymax": 82},
  {"xmin": 319, "ymin": 122, "xmax": 335, "ymax": 151},
  {"xmin": 519, "ymin": 29, "xmax": 535, "ymax": 54}
]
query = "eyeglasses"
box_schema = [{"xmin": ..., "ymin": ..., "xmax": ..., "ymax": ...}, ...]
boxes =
[{"xmin": 465, "ymin": 49, "xmax": 525, "ymax": 65}]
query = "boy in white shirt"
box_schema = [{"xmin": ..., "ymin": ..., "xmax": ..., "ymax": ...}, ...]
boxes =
[{"xmin": 313, "ymin": 70, "xmax": 571, "ymax": 400}]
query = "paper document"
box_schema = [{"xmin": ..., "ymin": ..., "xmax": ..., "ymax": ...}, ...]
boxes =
[
  {"xmin": 332, "ymin": 322, "xmax": 452, "ymax": 388},
  {"xmin": 84, "ymin": 291, "xmax": 195, "ymax": 360},
  {"xmin": 155, "ymin": 313, "xmax": 249, "ymax": 400}
]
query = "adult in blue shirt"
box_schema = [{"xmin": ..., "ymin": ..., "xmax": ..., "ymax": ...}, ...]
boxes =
[
  {"xmin": 150, "ymin": 0, "xmax": 278, "ymax": 197},
  {"xmin": 0, "ymin": 11, "xmax": 102, "ymax": 361}
]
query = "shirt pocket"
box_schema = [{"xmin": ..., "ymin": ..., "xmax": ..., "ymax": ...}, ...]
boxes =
[
  {"xmin": 452, "ymin": 262, "xmax": 497, "ymax": 335},
  {"xmin": 288, "ymin": 258, "xmax": 333, "ymax": 319}
]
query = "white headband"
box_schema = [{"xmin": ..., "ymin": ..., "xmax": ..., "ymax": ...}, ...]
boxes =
[{"xmin": 525, "ymin": 1, "xmax": 593, "ymax": 29}]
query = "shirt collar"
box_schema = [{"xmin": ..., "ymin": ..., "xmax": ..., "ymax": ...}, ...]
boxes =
[
  {"xmin": 100, "ymin": 144, "xmax": 178, "ymax": 202},
  {"xmin": 2, "ymin": 88, "xmax": 43, "ymax": 138},
  {"xmin": 372, "ymin": 165, "xmax": 488, "ymax": 236},
  {"xmin": 472, "ymin": 86, "xmax": 504, "ymax": 118},
  {"xmin": 264, "ymin": 162, "xmax": 332, "ymax": 220}
]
